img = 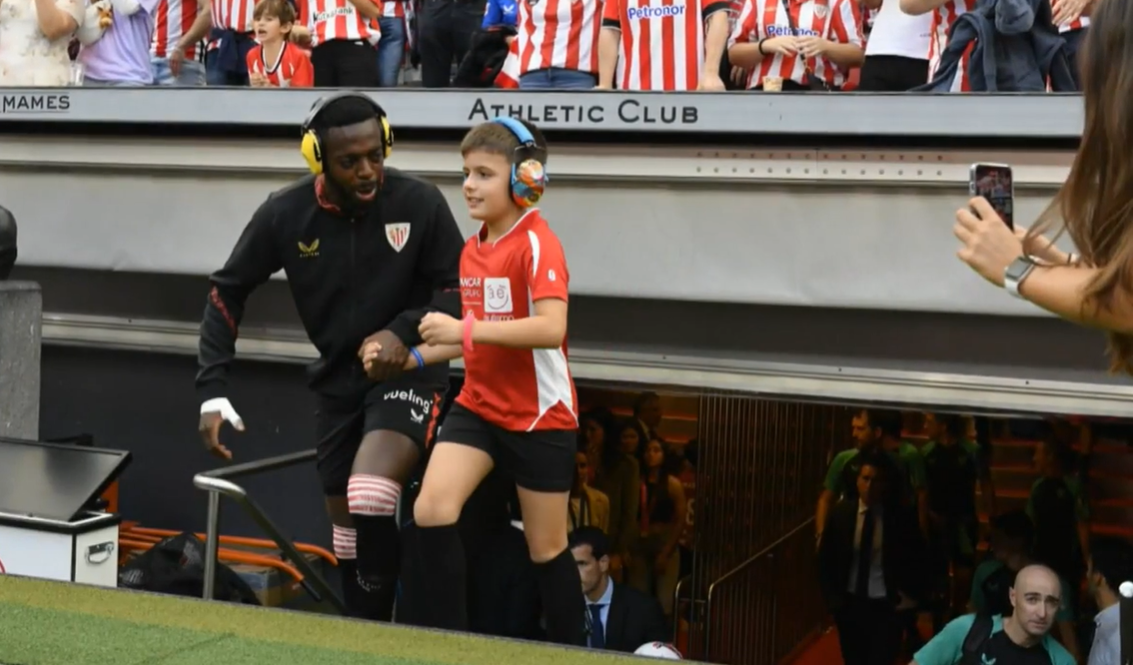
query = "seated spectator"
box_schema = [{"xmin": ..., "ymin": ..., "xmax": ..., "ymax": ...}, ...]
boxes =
[
  {"xmin": 727, "ymin": 0, "xmax": 865, "ymax": 91},
  {"xmin": 570, "ymin": 450, "xmax": 611, "ymax": 534},
  {"xmin": 79, "ymin": 0, "xmax": 163, "ymax": 85},
  {"xmin": 571, "ymin": 527, "xmax": 668, "ymax": 653},
  {"xmin": 912, "ymin": 565, "xmax": 1075, "ymax": 665},
  {"xmin": 150, "ymin": 0, "xmax": 210, "ymax": 86},
  {"xmin": 0, "ymin": 0, "xmax": 83, "ymax": 85},
  {"xmin": 0, "ymin": 206, "xmax": 16, "ymax": 280},
  {"xmin": 246, "ymin": 0, "xmax": 313, "ymax": 87}
]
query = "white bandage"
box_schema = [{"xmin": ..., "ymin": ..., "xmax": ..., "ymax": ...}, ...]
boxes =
[
  {"xmin": 77, "ymin": 2, "xmax": 111, "ymax": 45},
  {"xmin": 200, "ymin": 397, "xmax": 244, "ymax": 430}
]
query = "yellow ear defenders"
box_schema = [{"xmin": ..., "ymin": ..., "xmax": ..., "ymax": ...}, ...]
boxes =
[
  {"xmin": 491, "ymin": 116, "xmax": 548, "ymax": 207},
  {"xmin": 299, "ymin": 92, "xmax": 394, "ymax": 176}
]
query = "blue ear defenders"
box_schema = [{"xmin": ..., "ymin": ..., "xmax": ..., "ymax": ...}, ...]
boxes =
[{"xmin": 491, "ymin": 117, "xmax": 548, "ymax": 207}]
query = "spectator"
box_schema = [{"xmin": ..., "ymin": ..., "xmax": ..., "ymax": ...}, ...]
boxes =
[
  {"xmin": 0, "ymin": 206, "xmax": 16, "ymax": 281},
  {"xmin": 668, "ymin": 438, "xmax": 696, "ymax": 580},
  {"xmin": 511, "ymin": 0, "xmax": 600, "ymax": 89},
  {"xmin": 570, "ymin": 527, "xmax": 668, "ymax": 653},
  {"xmin": 616, "ymin": 418, "xmax": 644, "ymax": 457},
  {"xmin": 206, "ymin": 0, "xmax": 258, "ymax": 86},
  {"xmin": 570, "ymin": 450, "xmax": 611, "ymax": 534},
  {"xmin": 246, "ymin": 0, "xmax": 313, "ymax": 87},
  {"xmin": 295, "ymin": 0, "xmax": 382, "ymax": 86},
  {"xmin": 417, "ymin": 0, "xmax": 484, "ymax": 87},
  {"xmin": 1085, "ymin": 535, "xmax": 1133, "ymax": 665},
  {"xmin": 580, "ymin": 410, "xmax": 641, "ymax": 584},
  {"xmin": 0, "ymin": 0, "xmax": 83, "ymax": 85},
  {"xmin": 597, "ymin": 0, "xmax": 729, "ymax": 90},
  {"xmin": 899, "ymin": 0, "xmax": 974, "ymax": 91},
  {"xmin": 374, "ymin": 0, "xmax": 409, "ymax": 87},
  {"xmin": 79, "ymin": 0, "xmax": 163, "ymax": 85},
  {"xmin": 818, "ymin": 454, "xmax": 924, "ymax": 665},
  {"xmin": 628, "ymin": 438, "xmax": 686, "ymax": 620},
  {"xmin": 912, "ymin": 565, "xmax": 1075, "ymax": 665},
  {"xmin": 632, "ymin": 392, "xmax": 663, "ymax": 443},
  {"xmin": 727, "ymin": 0, "xmax": 865, "ymax": 91},
  {"xmin": 150, "ymin": 0, "xmax": 211, "ymax": 85},
  {"xmin": 855, "ymin": 0, "xmax": 931, "ymax": 91}
]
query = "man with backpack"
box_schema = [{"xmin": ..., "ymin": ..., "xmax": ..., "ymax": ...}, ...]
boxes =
[{"xmin": 911, "ymin": 564, "xmax": 1076, "ymax": 665}]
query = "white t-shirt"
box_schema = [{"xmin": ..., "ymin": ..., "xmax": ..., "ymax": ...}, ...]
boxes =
[{"xmin": 864, "ymin": 0, "xmax": 932, "ymax": 60}]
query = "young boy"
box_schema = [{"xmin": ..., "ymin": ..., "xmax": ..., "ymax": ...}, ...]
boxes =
[
  {"xmin": 361, "ymin": 118, "xmax": 583, "ymax": 645},
  {"xmin": 246, "ymin": 0, "xmax": 314, "ymax": 87}
]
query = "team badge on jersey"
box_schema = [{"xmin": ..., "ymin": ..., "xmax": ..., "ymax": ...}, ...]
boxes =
[{"xmin": 385, "ymin": 223, "xmax": 411, "ymax": 252}]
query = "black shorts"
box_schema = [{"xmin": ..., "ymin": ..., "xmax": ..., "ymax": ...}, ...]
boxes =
[
  {"xmin": 439, "ymin": 404, "xmax": 576, "ymax": 493},
  {"xmin": 315, "ymin": 379, "xmax": 447, "ymax": 495}
]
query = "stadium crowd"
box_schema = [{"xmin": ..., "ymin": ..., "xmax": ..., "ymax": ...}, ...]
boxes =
[{"xmin": 0, "ymin": 0, "xmax": 1086, "ymax": 90}]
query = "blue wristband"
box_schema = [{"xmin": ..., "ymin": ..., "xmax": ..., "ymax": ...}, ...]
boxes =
[{"xmin": 410, "ymin": 347, "xmax": 425, "ymax": 369}]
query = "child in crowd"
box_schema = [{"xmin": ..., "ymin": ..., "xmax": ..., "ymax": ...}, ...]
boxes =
[{"xmin": 246, "ymin": 0, "xmax": 313, "ymax": 87}]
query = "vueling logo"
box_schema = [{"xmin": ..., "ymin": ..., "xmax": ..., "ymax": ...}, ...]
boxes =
[{"xmin": 298, "ymin": 239, "xmax": 320, "ymax": 258}]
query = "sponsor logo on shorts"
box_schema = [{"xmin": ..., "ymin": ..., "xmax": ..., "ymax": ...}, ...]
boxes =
[{"xmin": 384, "ymin": 388, "xmax": 433, "ymax": 424}]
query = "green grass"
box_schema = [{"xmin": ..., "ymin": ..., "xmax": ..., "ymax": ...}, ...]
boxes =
[{"xmin": 0, "ymin": 575, "xmax": 650, "ymax": 665}]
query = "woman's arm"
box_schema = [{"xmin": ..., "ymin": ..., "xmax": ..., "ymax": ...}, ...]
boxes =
[
  {"xmin": 36, "ymin": 0, "xmax": 79, "ymax": 41},
  {"xmin": 1017, "ymin": 266, "xmax": 1133, "ymax": 333}
]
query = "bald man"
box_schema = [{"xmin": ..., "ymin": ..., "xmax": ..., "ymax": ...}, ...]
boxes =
[
  {"xmin": 0, "ymin": 205, "xmax": 15, "ymax": 280},
  {"xmin": 911, "ymin": 564, "xmax": 1075, "ymax": 665}
]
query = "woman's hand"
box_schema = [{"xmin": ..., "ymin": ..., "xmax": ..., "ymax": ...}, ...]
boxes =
[
  {"xmin": 954, "ymin": 197, "xmax": 1024, "ymax": 287},
  {"xmin": 766, "ymin": 36, "xmax": 800, "ymax": 55},
  {"xmin": 796, "ymin": 36, "xmax": 831, "ymax": 58},
  {"xmin": 419, "ymin": 312, "xmax": 464, "ymax": 346}
]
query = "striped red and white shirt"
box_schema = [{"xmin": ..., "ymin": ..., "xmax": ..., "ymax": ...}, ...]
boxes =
[
  {"xmin": 152, "ymin": 0, "xmax": 202, "ymax": 59},
  {"xmin": 247, "ymin": 42, "xmax": 315, "ymax": 86},
  {"xmin": 729, "ymin": 0, "xmax": 862, "ymax": 89},
  {"xmin": 602, "ymin": 0, "xmax": 730, "ymax": 90},
  {"xmin": 211, "ymin": 0, "xmax": 255, "ymax": 32},
  {"xmin": 298, "ymin": 0, "xmax": 381, "ymax": 47},
  {"xmin": 927, "ymin": 0, "xmax": 975, "ymax": 91},
  {"xmin": 516, "ymin": 0, "xmax": 604, "ymax": 75},
  {"xmin": 1059, "ymin": 16, "xmax": 1087, "ymax": 32},
  {"xmin": 497, "ymin": 37, "xmax": 521, "ymax": 87}
]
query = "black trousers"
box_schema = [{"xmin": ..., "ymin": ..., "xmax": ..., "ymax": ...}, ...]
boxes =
[
  {"xmin": 418, "ymin": 0, "xmax": 485, "ymax": 87},
  {"xmin": 312, "ymin": 39, "xmax": 381, "ymax": 87},
  {"xmin": 834, "ymin": 597, "xmax": 903, "ymax": 665},
  {"xmin": 857, "ymin": 55, "xmax": 930, "ymax": 91}
]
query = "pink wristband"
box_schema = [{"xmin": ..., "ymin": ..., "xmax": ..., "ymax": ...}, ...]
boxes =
[{"xmin": 462, "ymin": 313, "xmax": 476, "ymax": 354}]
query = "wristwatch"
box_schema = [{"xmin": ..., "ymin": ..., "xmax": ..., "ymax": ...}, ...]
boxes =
[{"xmin": 1004, "ymin": 256, "xmax": 1037, "ymax": 299}]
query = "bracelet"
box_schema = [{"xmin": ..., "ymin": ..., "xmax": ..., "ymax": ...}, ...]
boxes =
[
  {"xmin": 1067, "ymin": 252, "xmax": 1076, "ymax": 265},
  {"xmin": 410, "ymin": 347, "xmax": 424, "ymax": 369},
  {"xmin": 757, "ymin": 37, "xmax": 768, "ymax": 55},
  {"xmin": 462, "ymin": 313, "xmax": 476, "ymax": 354}
]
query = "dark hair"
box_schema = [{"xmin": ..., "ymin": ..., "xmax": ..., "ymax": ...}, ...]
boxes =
[
  {"xmin": 1090, "ymin": 535, "xmax": 1133, "ymax": 592},
  {"xmin": 633, "ymin": 391, "xmax": 660, "ymax": 416},
  {"xmin": 311, "ymin": 95, "xmax": 381, "ymax": 138},
  {"xmin": 570, "ymin": 526, "xmax": 610, "ymax": 560},
  {"xmin": 460, "ymin": 118, "xmax": 548, "ymax": 165},
  {"xmin": 864, "ymin": 409, "xmax": 903, "ymax": 440},
  {"xmin": 580, "ymin": 408, "xmax": 620, "ymax": 468},
  {"xmin": 991, "ymin": 510, "xmax": 1035, "ymax": 549},
  {"xmin": 932, "ymin": 413, "xmax": 967, "ymax": 440},
  {"xmin": 0, "ymin": 206, "xmax": 15, "ymax": 281},
  {"xmin": 1037, "ymin": 420, "xmax": 1080, "ymax": 471},
  {"xmin": 856, "ymin": 452, "xmax": 889, "ymax": 478}
]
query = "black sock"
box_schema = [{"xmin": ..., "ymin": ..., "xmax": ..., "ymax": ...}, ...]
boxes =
[
  {"xmin": 338, "ymin": 558, "xmax": 366, "ymax": 618},
  {"xmin": 416, "ymin": 524, "xmax": 468, "ymax": 631},
  {"xmin": 535, "ymin": 547, "xmax": 585, "ymax": 646},
  {"xmin": 351, "ymin": 514, "xmax": 400, "ymax": 622}
]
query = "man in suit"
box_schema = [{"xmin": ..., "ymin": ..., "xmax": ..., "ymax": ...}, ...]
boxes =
[
  {"xmin": 570, "ymin": 526, "xmax": 668, "ymax": 653},
  {"xmin": 570, "ymin": 451, "xmax": 611, "ymax": 534},
  {"xmin": 0, "ymin": 205, "xmax": 16, "ymax": 280},
  {"xmin": 819, "ymin": 452, "xmax": 926, "ymax": 665}
]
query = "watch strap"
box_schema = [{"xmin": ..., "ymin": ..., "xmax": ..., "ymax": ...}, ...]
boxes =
[{"xmin": 1005, "ymin": 256, "xmax": 1036, "ymax": 299}]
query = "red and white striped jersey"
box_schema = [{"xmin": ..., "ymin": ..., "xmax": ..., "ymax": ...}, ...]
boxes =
[
  {"xmin": 211, "ymin": 0, "xmax": 255, "ymax": 32},
  {"xmin": 602, "ymin": 0, "xmax": 730, "ymax": 90},
  {"xmin": 298, "ymin": 0, "xmax": 381, "ymax": 46},
  {"xmin": 382, "ymin": 0, "xmax": 408, "ymax": 17},
  {"xmin": 497, "ymin": 37, "xmax": 521, "ymax": 87},
  {"xmin": 516, "ymin": 0, "xmax": 604, "ymax": 75},
  {"xmin": 152, "ymin": 0, "xmax": 202, "ymax": 59},
  {"xmin": 1059, "ymin": 16, "xmax": 1087, "ymax": 32},
  {"xmin": 927, "ymin": 0, "xmax": 975, "ymax": 91},
  {"xmin": 728, "ymin": 0, "xmax": 863, "ymax": 89}
]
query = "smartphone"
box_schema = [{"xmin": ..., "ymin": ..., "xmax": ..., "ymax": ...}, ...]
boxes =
[{"xmin": 969, "ymin": 163, "xmax": 1014, "ymax": 230}]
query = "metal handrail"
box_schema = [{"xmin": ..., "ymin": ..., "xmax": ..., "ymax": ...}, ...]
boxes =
[
  {"xmin": 703, "ymin": 517, "xmax": 815, "ymax": 658},
  {"xmin": 1121, "ymin": 582, "xmax": 1132, "ymax": 665},
  {"xmin": 673, "ymin": 574, "xmax": 690, "ymax": 645},
  {"xmin": 192, "ymin": 449, "xmax": 347, "ymax": 614}
]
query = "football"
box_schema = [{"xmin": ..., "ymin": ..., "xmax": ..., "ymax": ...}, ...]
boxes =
[{"xmin": 633, "ymin": 642, "xmax": 683, "ymax": 659}]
